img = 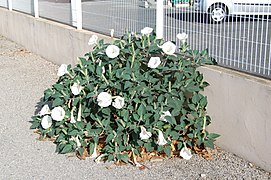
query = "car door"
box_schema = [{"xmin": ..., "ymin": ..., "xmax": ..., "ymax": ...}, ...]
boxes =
[{"xmin": 232, "ymin": 0, "xmax": 271, "ymax": 15}]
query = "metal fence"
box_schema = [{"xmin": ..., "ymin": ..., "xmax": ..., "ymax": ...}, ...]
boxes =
[
  {"xmin": 82, "ymin": 0, "xmax": 156, "ymax": 37},
  {"xmin": 12, "ymin": 0, "xmax": 33, "ymax": 15},
  {"xmin": 39, "ymin": 0, "xmax": 71, "ymax": 25},
  {"xmin": 164, "ymin": 1, "xmax": 271, "ymax": 78},
  {"xmin": 0, "ymin": 0, "xmax": 7, "ymax": 8},
  {"xmin": 0, "ymin": 0, "xmax": 270, "ymax": 79}
]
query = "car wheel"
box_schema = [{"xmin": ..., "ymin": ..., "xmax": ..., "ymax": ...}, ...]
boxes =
[{"xmin": 209, "ymin": 3, "xmax": 228, "ymax": 23}]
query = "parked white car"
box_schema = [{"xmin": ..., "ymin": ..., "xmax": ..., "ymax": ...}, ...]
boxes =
[{"xmin": 194, "ymin": 0, "xmax": 271, "ymax": 23}]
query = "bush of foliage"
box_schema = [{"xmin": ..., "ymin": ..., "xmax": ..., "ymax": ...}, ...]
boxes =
[{"xmin": 31, "ymin": 28, "xmax": 219, "ymax": 165}]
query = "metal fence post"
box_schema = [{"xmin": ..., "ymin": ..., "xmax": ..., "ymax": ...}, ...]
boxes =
[
  {"xmin": 34, "ymin": 0, "xmax": 39, "ymax": 18},
  {"xmin": 71, "ymin": 0, "xmax": 82, "ymax": 30},
  {"xmin": 8, "ymin": 0, "xmax": 12, "ymax": 11},
  {"xmin": 156, "ymin": 0, "xmax": 164, "ymax": 39}
]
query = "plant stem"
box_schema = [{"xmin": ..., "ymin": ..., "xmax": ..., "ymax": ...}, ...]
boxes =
[
  {"xmin": 147, "ymin": 35, "xmax": 151, "ymax": 46},
  {"xmin": 77, "ymin": 102, "xmax": 82, "ymax": 122},
  {"xmin": 128, "ymin": 33, "xmax": 131, "ymax": 43},
  {"xmin": 169, "ymin": 81, "xmax": 171, "ymax": 93},
  {"xmin": 102, "ymin": 74, "xmax": 109, "ymax": 85},
  {"xmin": 115, "ymin": 141, "xmax": 118, "ymax": 161},
  {"xmin": 109, "ymin": 64, "xmax": 112, "ymax": 77},
  {"xmin": 202, "ymin": 116, "xmax": 206, "ymax": 134},
  {"xmin": 132, "ymin": 72, "xmax": 136, "ymax": 81},
  {"xmin": 142, "ymin": 37, "xmax": 145, "ymax": 49},
  {"xmin": 90, "ymin": 51, "xmax": 95, "ymax": 62},
  {"xmin": 131, "ymin": 43, "xmax": 135, "ymax": 68}
]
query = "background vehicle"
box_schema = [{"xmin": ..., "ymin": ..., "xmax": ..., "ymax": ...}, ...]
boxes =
[
  {"xmin": 194, "ymin": 0, "xmax": 271, "ymax": 23},
  {"xmin": 170, "ymin": 0, "xmax": 190, "ymax": 7}
]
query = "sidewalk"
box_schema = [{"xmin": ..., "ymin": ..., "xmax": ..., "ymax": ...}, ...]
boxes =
[{"xmin": 0, "ymin": 35, "xmax": 270, "ymax": 179}]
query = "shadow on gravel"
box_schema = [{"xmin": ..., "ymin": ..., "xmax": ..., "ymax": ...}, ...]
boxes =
[
  {"xmin": 33, "ymin": 98, "xmax": 44, "ymax": 115},
  {"xmin": 33, "ymin": 98, "xmax": 54, "ymax": 116}
]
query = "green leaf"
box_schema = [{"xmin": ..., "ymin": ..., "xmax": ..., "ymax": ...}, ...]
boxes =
[
  {"xmin": 137, "ymin": 104, "xmax": 146, "ymax": 116},
  {"xmin": 72, "ymin": 97, "xmax": 80, "ymax": 106},
  {"xmin": 78, "ymin": 147, "xmax": 84, "ymax": 156},
  {"xmin": 30, "ymin": 121, "xmax": 40, "ymax": 129},
  {"xmin": 56, "ymin": 144, "xmax": 65, "ymax": 153},
  {"xmin": 53, "ymin": 84, "xmax": 64, "ymax": 91},
  {"xmin": 132, "ymin": 113, "xmax": 139, "ymax": 121},
  {"xmin": 164, "ymin": 146, "xmax": 171, "ymax": 156},
  {"xmin": 102, "ymin": 108, "xmax": 110, "ymax": 116},
  {"xmin": 116, "ymin": 154, "xmax": 129, "ymax": 163},
  {"xmin": 169, "ymin": 131, "xmax": 179, "ymax": 140},
  {"xmin": 86, "ymin": 123, "xmax": 92, "ymax": 132},
  {"xmin": 168, "ymin": 97, "xmax": 183, "ymax": 110},
  {"xmin": 107, "ymin": 154, "xmax": 115, "ymax": 162},
  {"xmin": 201, "ymin": 81, "xmax": 210, "ymax": 88},
  {"xmin": 96, "ymin": 66, "xmax": 102, "ymax": 75},
  {"xmin": 124, "ymin": 81, "xmax": 133, "ymax": 90},
  {"xmin": 144, "ymin": 142, "xmax": 154, "ymax": 152},
  {"xmin": 105, "ymin": 134, "xmax": 114, "ymax": 143},
  {"xmin": 177, "ymin": 142, "xmax": 183, "ymax": 150},
  {"xmin": 102, "ymin": 119, "xmax": 110, "ymax": 128},
  {"xmin": 165, "ymin": 116, "xmax": 177, "ymax": 125},
  {"xmin": 201, "ymin": 49, "xmax": 208, "ymax": 56},
  {"xmin": 121, "ymin": 110, "xmax": 129, "ymax": 122},
  {"xmin": 199, "ymin": 97, "xmax": 207, "ymax": 108},
  {"xmin": 196, "ymin": 137, "xmax": 203, "ymax": 146},
  {"xmin": 52, "ymin": 98, "xmax": 64, "ymax": 107},
  {"xmin": 61, "ymin": 144, "xmax": 73, "ymax": 154},
  {"xmin": 122, "ymin": 74, "xmax": 131, "ymax": 80},
  {"xmin": 44, "ymin": 89, "xmax": 53, "ymax": 100},
  {"xmin": 207, "ymin": 133, "xmax": 220, "ymax": 139},
  {"xmin": 187, "ymin": 133, "xmax": 194, "ymax": 138},
  {"xmin": 56, "ymin": 133, "xmax": 65, "ymax": 143},
  {"xmin": 188, "ymin": 103, "xmax": 196, "ymax": 111},
  {"xmin": 204, "ymin": 140, "xmax": 215, "ymax": 149},
  {"xmin": 186, "ymin": 85, "xmax": 201, "ymax": 92},
  {"xmin": 68, "ymin": 130, "xmax": 79, "ymax": 136},
  {"xmin": 89, "ymin": 143, "xmax": 95, "ymax": 155},
  {"xmin": 192, "ymin": 94, "xmax": 202, "ymax": 104}
]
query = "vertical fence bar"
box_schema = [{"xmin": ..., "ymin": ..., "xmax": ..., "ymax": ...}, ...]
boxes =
[
  {"xmin": 76, "ymin": 0, "xmax": 82, "ymax": 30},
  {"xmin": 8, "ymin": 0, "xmax": 12, "ymax": 10},
  {"xmin": 71, "ymin": 0, "xmax": 82, "ymax": 30},
  {"xmin": 34, "ymin": 0, "xmax": 39, "ymax": 18},
  {"xmin": 156, "ymin": 0, "xmax": 164, "ymax": 39}
]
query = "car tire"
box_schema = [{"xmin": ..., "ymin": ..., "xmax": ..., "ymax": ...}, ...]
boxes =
[{"xmin": 208, "ymin": 3, "xmax": 228, "ymax": 24}]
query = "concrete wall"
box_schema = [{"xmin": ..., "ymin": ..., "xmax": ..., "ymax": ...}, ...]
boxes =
[
  {"xmin": 200, "ymin": 66, "xmax": 271, "ymax": 172},
  {"xmin": 0, "ymin": 7, "xmax": 110, "ymax": 66},
  {"xmin": 0, "ymin": 8, "xmax": 271, "ymax": 172}
]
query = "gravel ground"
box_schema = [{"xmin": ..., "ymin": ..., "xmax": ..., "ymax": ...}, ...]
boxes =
[{"xmin": 0, "ymin": 36, "xmax": 270, "ymax": 180}]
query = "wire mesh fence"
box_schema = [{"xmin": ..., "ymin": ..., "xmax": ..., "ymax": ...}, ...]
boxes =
[
  {"xmin": 39, "ymin": 0, "xmax": 72, "ymax": 26},
  {"xmin": 164, "ymin": 1, "xmax": 271, "ymax": 78},
  {"xmin": 12, "ymin": 0, "xmax": 34, "ymax": 14},
  {"xmin": 0, "ymin": 0, "xmax": 7, "ymax": 8},
  {"xmin": 82, "ymin": 0, "xmax": 156, "ymax": 37},
  {"xmin": 82, "ymin": 0, "xmax": 114, "ymax": 36},
  {"xmin": 1, "ymin": 0, "xmax": 270, "ymax": 78}
]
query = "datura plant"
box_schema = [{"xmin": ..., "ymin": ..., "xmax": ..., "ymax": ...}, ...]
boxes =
[{"xmin": 31, "ymin": 27, "xmax": 219, "ymax": 165}]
